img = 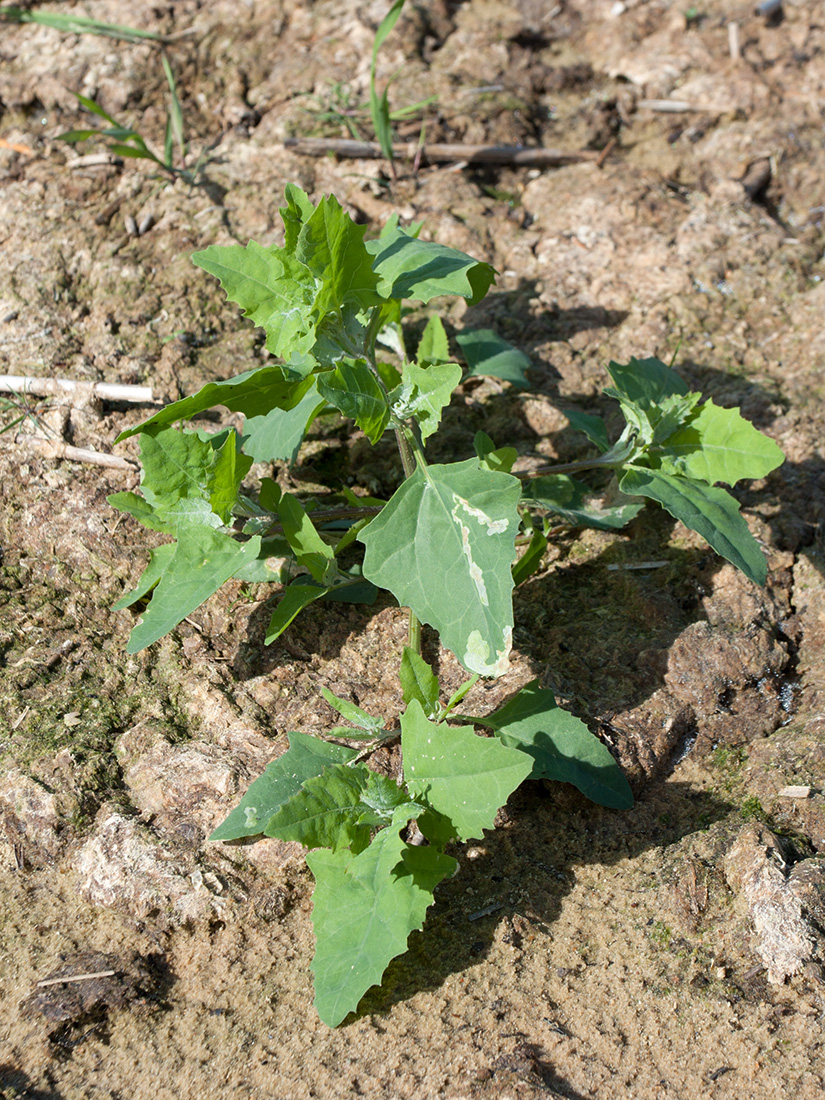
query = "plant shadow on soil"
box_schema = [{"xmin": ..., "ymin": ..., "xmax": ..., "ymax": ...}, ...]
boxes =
[
  {"xmin": 0, "ymin": 1065, "xmax": 63, "ymax": 1100},
  {"xmin": 349, "ymin": 778, "xmax": 735, "ymax": 1033}
]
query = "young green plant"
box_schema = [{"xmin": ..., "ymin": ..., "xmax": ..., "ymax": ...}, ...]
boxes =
[{"xmin": 111, "ymin": 186, "xmax": 784, "ymax": 1025}]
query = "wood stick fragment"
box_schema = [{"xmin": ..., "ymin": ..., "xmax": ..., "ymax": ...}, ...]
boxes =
[
  {"xmin": 728, "ymin": 21, "xmax": 741, "ymax": 61},
  {"xmin": 37, "ymin": 970, "xmax": 117, "ymax": 988},
  {"xmin": 68, "ymin": 152, "xmax": 123, "ymax": 169},
  {"xmin": 638, "ymin": 100, "xmax": 713, "ymax": 113},
  {"xmin": 284, "ymin": 138, "xmax": 601, "ymax": 167},
  {"xmin": 11, "ymin": 435, "xmax": 137, "ymax": 470},
  {"xmin": 0, "ymin": 137, "xmax": 34, "ymax": 155},
  {"xmin": 0, "ymin": 375, "xmax": 155, "ymax": 404}
]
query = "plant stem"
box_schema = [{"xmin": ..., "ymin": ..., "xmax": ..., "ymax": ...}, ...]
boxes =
[{"xmin": 516, "ymin": 456, "xmax": 620, "ymax": 479}]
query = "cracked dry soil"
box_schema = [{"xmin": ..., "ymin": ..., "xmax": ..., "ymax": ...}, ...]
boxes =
[{"xmin": 1, "ymin": 2, "xmax": 825, "ymax": 1098}]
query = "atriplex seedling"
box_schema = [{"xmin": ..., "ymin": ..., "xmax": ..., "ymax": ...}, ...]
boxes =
[{"xmin": 110, "ymin": 185, "xmax": 784, "ymax": 1026}]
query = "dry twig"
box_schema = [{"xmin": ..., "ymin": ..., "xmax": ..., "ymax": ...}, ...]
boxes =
[
  {"xmin": 285, "ymin": 137, "xmax": 602, "ymax": 167},
  {"xmin": 0, "ymin": 375, "xmax": 156, "ymax": 404}
]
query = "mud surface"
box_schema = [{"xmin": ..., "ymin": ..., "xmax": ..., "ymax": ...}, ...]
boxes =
[{"xmin": 1, "ymin": 2, "xmax": 825, "ymax": 1098}]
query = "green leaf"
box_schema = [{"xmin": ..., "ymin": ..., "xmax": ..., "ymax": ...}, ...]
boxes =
[
  {"xmin": 307, "ymin": 813, "xmax": 457, "ymax": 1026},
  {"xmin": 522, "ymin": 475, "xmax": 644, "ymax": 530},
  {"xmin": 356, "ymin": 773, "xmax": 422, "ymax": 826},
  {"xmin": 456, "ymin": 329, "xmax": 531, "ymax": 389},
  {"xmin": 209, "ymin": 731, "xmax": 358, "ymax": 841},
  {"xmin": 366, "ymin": 227, "xmax": 496, "ymax": 306},
  {"xmin": 473, "ymin": 431, "xmax": 517, "ymax": 474},
  {"xmin": 192, "ymin": 242, "xmax": 319, "ymax": 357},
  {"xmin": 399, "ymin": 647, "xmax": 440, "ymax": 717},
  {"xmin": 6, "ymin": 9, "xmax": 166, "ymax": 44},
  {"xmin": 112, "ymin": 543, "xmax": 176, "ymax": 610},
  {"xmin": 241, "ymin": 381, "xmax": 325, "ymax": 465},
  {"xmin": 259, "ymin": 479, "xmax": 282, "ymax": 513},
  {"xmin": 474, "ymin": 681, "xmax": 634, "ymax": 810},
  {"xmin": 296, "ymin": 194, "xmax": 381, "ymax": 315},
  {"xmin": 389, "ymin": 360, "xmax": 462, "ymax": 441},
  {"xmin": 265, "ymin": 581, "xmax": 327, "ymax": 643},
  {"xmin": 652, "ymin": 400, "xmax": 785, "ymax": 486},
  {"xmin": 278, "ymin": 493, "xmax": 336, "ymax": 583},
  {"xmin": 267, "ymin": 765, "xmax": 418, "ymax": 851},
  {"xmin": 112, "ymin": 427, "xmax": 252, "ymax": 533},
  {"xmin": 161, "ymin": 53, "xmax": 184, "ymax": 162},
  {"xmin": 58, "ymin": 129, "xmax": 104, "ymax": 143},
  {"xmin": 359, "ymin": 458, "xmax": 522, "ymax": 677},
  {"xmin": 316, "ymin": 360, "xmax": 390, "ymax": 444},
  {"xmin": 417, "ymin": 315, "xmax": 450, "ymax": 364},
  {"xmin": 209, "ymin": 433, "xmax": 253, "ymax": 523},
  {"xmin": 280, "ymin": 183, "xmax": 316, "ymax": 252},
  {"xmin": 619, "ymin": 465, "xmax": 768, "ymax": 584},
  {"xmin": 266, "ymin": 764, "xmax": 375, "ymax": 853},
  {"xmin": 565, "ymin": 410, "xmax": 610, "ymax": 453},
  {"xmin": 319, "ymin": 687, "xmax": 384, "ymax": 733},
  {"xmin": 606, "ymin": 357, "xmax": 689, "ymax": 407},
  {"xmin": 372, "ymin": 86, "xmax": 394, "ymax": 164},
  {"xmin": 604, "ymin": 358, "xmax": 697, "ymax": 447},
  {"xmin": 108, "ymin": 489, "xmax": 172, "ymax": 534},
  {"xmin": 512, "ymin": 526, "xmax": 546, "ymax": 586},
  {"xmin": 232, "ymin": 538, "xmax": 291, "ymax": 583},
  {"xmin": 125, "ymin": 526, "xmax": 262, "ymax": 653},
  {"xmin": 264, "ymin": 578, "xmax": 378, "ymax": 644},
  {"xmin": 401, "ymin": 700, "xmax": 533, "ymax": 839},
  {"xmin": 370, "ymin": 0, "xmax": 407, "ymax": 164},
  {"xmin": 116, "ymin": 366, "xmax": 311, "ymax": 442}
]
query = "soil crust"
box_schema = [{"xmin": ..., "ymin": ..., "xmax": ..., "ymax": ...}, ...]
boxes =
[{"xmin": 2, "ymin": 2, "xmax": 825, "ymax": 1098}]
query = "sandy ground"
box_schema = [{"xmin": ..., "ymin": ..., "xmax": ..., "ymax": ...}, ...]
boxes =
[{"xmin": 1, "ymin": 2, "xmax": 825, "ymax": 1097}]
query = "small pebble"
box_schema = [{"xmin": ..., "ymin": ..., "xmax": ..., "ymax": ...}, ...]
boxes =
[
  {"xmin": 138, "ymin": 212, "xmax": 155, "ymax": 236},
  {"xmin": 124, "ymin": 214, "xmax": 138, "ymax": 237},
  {"xmin": 777, "ymin": 785, "xmax": 811, "ymax": 798}
]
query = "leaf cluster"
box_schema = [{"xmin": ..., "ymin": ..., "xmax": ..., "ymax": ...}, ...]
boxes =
[{"xmin": 109, "ymin": 185, "xmax": 784, "ymax": 1026}]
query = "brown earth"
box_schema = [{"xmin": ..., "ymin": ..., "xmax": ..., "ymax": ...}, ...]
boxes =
[{"xmin": 1, "ymin": 1, "xmax": 825, "ymax": 1097}]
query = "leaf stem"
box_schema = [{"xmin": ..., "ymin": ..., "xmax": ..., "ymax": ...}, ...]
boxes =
[{"xmin": 516, "ymin": 455, "xmax": 621, "ymax": 479}]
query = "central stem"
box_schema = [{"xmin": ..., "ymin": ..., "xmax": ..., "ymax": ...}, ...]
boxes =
[{"xmin": 394, "ymin": 423, "xmax": 422, "ymax": 654}]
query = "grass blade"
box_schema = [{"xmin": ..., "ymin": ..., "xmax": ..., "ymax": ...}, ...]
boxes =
[{"xmin": 1, "ymin": 8, "xmax": 168, "ymax": 43}]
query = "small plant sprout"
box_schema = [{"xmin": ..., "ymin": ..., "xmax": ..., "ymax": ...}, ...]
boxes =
[
  {"xmin": 110, "ymin": 186, "xmax": 784, "ymax": 1026},
  {"xmin": 60, "ymin": 55, "xmax": 200, "ymax": 183}
]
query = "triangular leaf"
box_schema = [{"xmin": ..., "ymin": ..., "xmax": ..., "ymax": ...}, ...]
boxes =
[
  {"xmin": 366, "ymin": 227, "xmax": 496, "ymax": 306},
  {"xmin": 417, "ymin": 315, "xmax": 450, "ymax": 364},
  {"xmin": 316, "ymin": 360, "xmax": 390, "ymax": 444},
  {"xmin": 619, "ymin": 465, "xmax": 768, "ymax": 584},
  {"xmin": 652, "ymin": 400, "xmax": 785, "ymax": 486},
  {"xmin": 296, "ymin": 194, "xmax": 382, "ymax": 315},
  {"xmin": 565, "ymin": 409, "xmax": 610, "ymax": 453},
  {"xmin": 277, "ymin": 493, "xmax": 336, "ymax": 583},
  {"xmin": 359, "ymin": 459, "xmax": 521, "ymax": 677},
  {"xmin": 116, "ymin": 366, "xmax": 312, "ymax": 442},
  {"xmin": 112, "ymin": 542, "xmax": 176, "ymax": 610},
  {"xmin": 209, "ymin": 731, "xmax": 358, "ymax": 841},
  {"xmin": 399, "ymin": 647, "xmax": 440, "ymax": 717},
  {"xmin": 389, "ymin": 360, "xmax": 462, "ymax": 441},
  {"xmin": 522, "ymin": 474, "xmax": 644, "ymax": 530},
  {"xmin": 401, "ymin": 699, "xmax": 533, "ymax": 839},
  {"xmin": 308, "ymin": 814, "xmax": 457, "ymax": 1026},
  {"xmin": 606, "ymin": 357, "xmax": 689, "ymax": 407},
  {"xmin": 456, "ymin": 329, "xmax": 531, "ymax": 389},
  {"xmin": 319, "ymin": 686, "xmax": 384, "ymax": 733},
  {"xmin": 474, "ymin": 681, "xmax": 633, "ymax": 809},
  {"xmin": 266, "ymin": 764, "xmax": 374, "ymax": 853},
  {"xmin": 125, "ymin": 526, "xmax": 262, "ymax": 653},
  {"xmin": 192, "ymin": 242, "xmax": 319, "ymax": 357},
  {"xmin": 241, "ymin": 381, "xmax": 325, "ymax": 464}
]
